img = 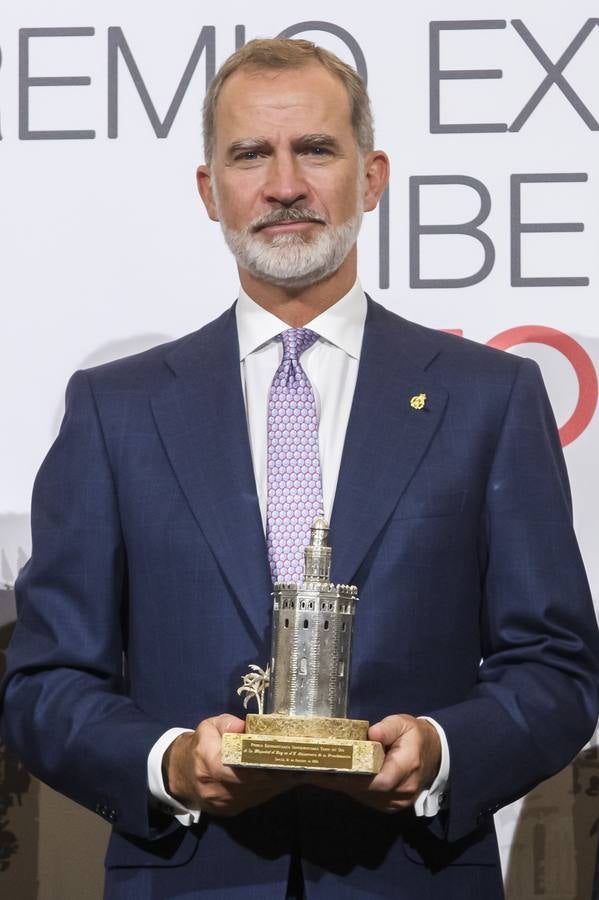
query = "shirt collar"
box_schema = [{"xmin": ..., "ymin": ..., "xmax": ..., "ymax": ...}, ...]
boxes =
[{"xmin": 236, "ymin": 278, "xmax": 367, "ymax": 362}]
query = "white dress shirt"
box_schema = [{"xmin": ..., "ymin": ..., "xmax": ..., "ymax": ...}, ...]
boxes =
[{"xmin": 148, "ymin": 279, "xmax": 450, "ymax": 824}]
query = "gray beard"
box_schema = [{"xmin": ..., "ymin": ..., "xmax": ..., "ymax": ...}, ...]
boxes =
[{"xmin": 214, "ymin": 196, "xmax": 364, "ymax": 289}]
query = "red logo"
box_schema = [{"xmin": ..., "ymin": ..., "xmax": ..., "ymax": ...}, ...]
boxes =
[{"xmin": 444, "ymin": 326, "xmax": 598, "ymax": 446}]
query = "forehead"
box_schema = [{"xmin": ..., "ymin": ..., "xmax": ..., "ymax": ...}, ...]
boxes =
[{"xmin": 214, "ymin": 63, "xmax": 353, "ymax": 142}]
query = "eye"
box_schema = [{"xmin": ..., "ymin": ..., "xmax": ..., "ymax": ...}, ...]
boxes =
[
  {"xmin": 235, "ymin": 150, "xmax": 259, "ymax": 161},
  {"xmin": 308, "ymin": 146, "xmax": 331, "ymax": 155}
]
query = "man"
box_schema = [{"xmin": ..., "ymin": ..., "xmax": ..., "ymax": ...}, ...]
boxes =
[{"xmin": 2, "ymin": 38, "xmax": 599, "ymax": 900}]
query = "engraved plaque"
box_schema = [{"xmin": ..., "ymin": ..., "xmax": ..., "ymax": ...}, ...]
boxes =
[{"xmin": 241, "ymin": 738, "xmax": 354, "ymax": 769}]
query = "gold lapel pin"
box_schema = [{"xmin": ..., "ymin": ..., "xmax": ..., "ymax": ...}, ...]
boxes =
[{"xmin": 410, "ymin": 393, "xmax": 427, "ymax": 410}]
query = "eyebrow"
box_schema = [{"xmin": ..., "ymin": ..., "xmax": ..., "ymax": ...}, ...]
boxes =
[
  {"xmin": 295, "ymin": 133, "xmax": 341, "ymax": 151},
  {"xmin": 227, "ymin": 138, "xmax": 271, "ymax": 157},
  {"xmin": 226, "ymin": 133, "xmax": 342, "ymax": 158}
]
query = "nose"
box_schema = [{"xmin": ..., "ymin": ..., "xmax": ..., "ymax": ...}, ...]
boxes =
[{"xmin": 263, "ymin": 152, "xmax": 308, "ymax": 208}]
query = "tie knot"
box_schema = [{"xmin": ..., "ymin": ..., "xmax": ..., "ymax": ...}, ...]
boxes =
[{"xmin": 279, "ymin": 328, "xmax": 318, "ymax": 362}]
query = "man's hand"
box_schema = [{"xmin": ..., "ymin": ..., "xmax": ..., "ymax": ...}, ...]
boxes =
[
  {"xmin": 309, "ymin": 715, "xmax": 442, "ymax": 813},
  {"xmin": 163, "ymin": 714, "xmax": 297, "ymax": 817}
]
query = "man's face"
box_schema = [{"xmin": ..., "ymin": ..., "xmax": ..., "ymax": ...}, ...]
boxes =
[{"xmin": 198, "ymin": 63, "xmax": 373, "ymax": 288}]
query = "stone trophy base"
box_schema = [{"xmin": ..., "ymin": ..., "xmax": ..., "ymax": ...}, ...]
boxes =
[{"xmin": 221, "ymin": 714, "xmax": 384, "ymax": 774}]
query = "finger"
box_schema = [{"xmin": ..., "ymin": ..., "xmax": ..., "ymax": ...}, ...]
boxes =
[
  {"xmin": 195, "ymin": 717, "xmax": 305, "ymax": 792},
  {"xmin": 208, "ymin": 770, "xmax": 300, "ymax": 815},
  {"xmin": 368, "ymin": 714, "xmax": 412, "ymax": 748},
  {"xmin": 232, "ymin": 766, "xmax": 297, "ymax": 788},
  {"xmin": 358, "ymin": 792, "xmax": 416, "ymax": 814},
  {"xmin": 366, "ymin": 742, "xmax": 419, "ymax": 793},
  {"xmin": 193, "ymin": 719, "xmax": 246, "ymax": 784},
  {"xmin": 208, "ymin": 714, "xmax": 246, "ymax": 736}
]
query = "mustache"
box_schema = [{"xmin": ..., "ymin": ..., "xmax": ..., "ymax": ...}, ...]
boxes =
[{"xmin": 251, "ymin": 208, "xmax": 327, "ymax": 232}]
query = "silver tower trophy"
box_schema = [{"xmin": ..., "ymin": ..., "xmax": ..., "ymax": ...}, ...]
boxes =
[{"xmin": 222, "ymin": 517, "xmax": 383, "ymax": 774}]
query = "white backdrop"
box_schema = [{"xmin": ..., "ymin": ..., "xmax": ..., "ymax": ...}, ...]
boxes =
[{"xmin": 1, "ymin": 3, "xmax": 598, "ymax": 897}]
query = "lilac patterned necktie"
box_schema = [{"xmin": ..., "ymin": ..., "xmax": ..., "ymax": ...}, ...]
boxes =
[{"xmin": 266, "ymin": 328, "xmax": 323, "ymax": 583}]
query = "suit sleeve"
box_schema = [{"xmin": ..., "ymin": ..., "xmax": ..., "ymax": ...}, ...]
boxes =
[
  {"xmin": 430, "ymin": 357, "xmax": 599, "ymax": 842},
  {"xmin": 0, "ymin": 370, "xmax": 173, "ymax": 840}
]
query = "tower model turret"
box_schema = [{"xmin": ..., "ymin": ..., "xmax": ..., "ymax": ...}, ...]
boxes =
[{"xmin": 266, "ymin": 517, "xmax": 358, "ymax": 718}]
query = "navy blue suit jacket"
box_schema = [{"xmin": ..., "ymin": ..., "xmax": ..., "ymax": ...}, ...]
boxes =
[{"xmin": 2, "ymin": 298, "xmax": 599, "ymax": 898}]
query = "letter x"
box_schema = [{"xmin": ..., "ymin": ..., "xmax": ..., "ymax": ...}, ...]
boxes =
[{"xmin": 510, "ymin": 18, "xmax": 599, "ymax": 131}]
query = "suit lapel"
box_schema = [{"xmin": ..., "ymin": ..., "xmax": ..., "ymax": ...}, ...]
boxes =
[
  {"xmin": 150, "ymin": 297, "xmax": 448, "ymax": 642},
  {"xmin": 329, "ymin": 298, "xmax": 448, "ymax": 586},
  {"xmin": 151, "ymin": 305, "xmax": 272, "ymax": 654}
]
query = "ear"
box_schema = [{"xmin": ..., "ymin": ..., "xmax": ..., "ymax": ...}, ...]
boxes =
[
  {"xmin": 196, "ymin": 165, "xmax": 219, "ymax": 222},
  {"xmin": 362, "ymin": 151, "xmax": 390, "ymax": 213}
]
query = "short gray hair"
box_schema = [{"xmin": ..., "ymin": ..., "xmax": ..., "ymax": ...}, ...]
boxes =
[{"xmin": 203, "ymin": 38, "xmax": 374, "ymax": 166}]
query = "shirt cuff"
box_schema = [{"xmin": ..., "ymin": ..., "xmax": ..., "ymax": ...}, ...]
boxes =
[
  {"xmin": 147, "ymin": 727, "xmax": 202, "ymax": 826},
  {"xmin": 413, "ymin": 716, "xmax": 450, "ymax": 817}
]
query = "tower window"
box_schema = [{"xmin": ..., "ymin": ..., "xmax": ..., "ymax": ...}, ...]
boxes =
[
  {"xmin": 339, "ymin": 660, "xmax": 345, "ymax": 677},
  {"xmin": 284, "ymin": 618, "xmax": 289, "ymax": 628},
  {"xmin": 342, "ymin": 622, "xmax": 346, "ymax": 632},
  {"xmin": 303, "ymin": 619, "xmax": 309, "ymax": 629},
  {"xmin": 324, "ymin": 620, "xmax": 329, "ymax": 630},
  {"xmin": 299, "ymin": 657, "xmax": 307, "ymax": 675}
]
